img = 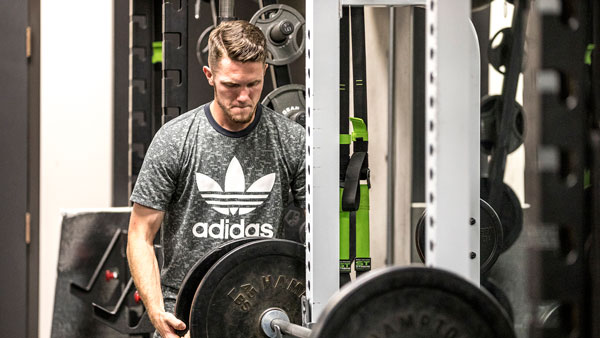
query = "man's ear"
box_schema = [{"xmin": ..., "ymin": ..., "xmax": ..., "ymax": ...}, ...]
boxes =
[
  {"xmin": 264, "ymin": 63, "xmax": 269, "ymax": 74},
  {"xmin": 203, "ymin": 66, "xmax": 214, "ymax": 86}
]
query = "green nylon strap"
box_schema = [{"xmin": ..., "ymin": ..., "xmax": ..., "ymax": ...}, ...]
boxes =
[
  {"xmin": 152, "ymin": 41, "xmax": 163, "ymax": 64},
  {"xmin": 340, "ymin": 134, "xmax": 352, "ymax": 145},
  {"xmin": 349, "ymin": 117, "xmax": 368, "ymax": 141},
  {"xmin": 355, "ymin": 184, "xmax": 370, "ymax": 259},
  {"xmin": 585, "ymin": 44, "xmax": 595, "ymax": 65},
  {"xmin": 585, "ymin": 169, "xmax": 591, "ymax": 189},
  {"xmin": 339, "ymin": 187, "xmax": 350, "ymax": 260}
]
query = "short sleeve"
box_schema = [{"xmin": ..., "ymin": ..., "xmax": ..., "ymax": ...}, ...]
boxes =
[
  {"xmin": 130, "ymin": 125, "xmax": 183, "ymax": 211},
  {"xmin": 291, "ymin": 128, "xmax": 306, "ymax": 207}
]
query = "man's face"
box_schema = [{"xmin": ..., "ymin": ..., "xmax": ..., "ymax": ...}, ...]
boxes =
[{"xmin": 203, "ymin": 57, "xmax": 267, "ymax": 127}]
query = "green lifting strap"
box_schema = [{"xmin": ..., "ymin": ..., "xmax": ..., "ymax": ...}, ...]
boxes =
[
  {"xmin": 152, "ymin": 41, "xmax": 163, "ymax": 64},
  {"xmin": 339, "ymin": 188, "xmax": 351, "ymax": 273},
  {"xmin": 355, "ymin": 184, "xmax": 370, "ymax": 257},
  {"xmin": 340, "ymin": 134, "xmax": 352, "ymax": 145},
  {"xmin": 585, "ymin": 169, "xmax": 591, "ymax": 189},
  {"xmin": 349, "ymin": 117, "xmax": 368, "ymax": 141},
  {"xmin": 585, "ymin": 44, "xmax": 595, "ymax": 66},
  {"xmin": 355, "ymin": 184, "xmax": 371, "ymax": 273}
]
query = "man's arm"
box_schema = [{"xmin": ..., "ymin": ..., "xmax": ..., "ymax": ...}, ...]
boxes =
[{"xmin": 127, "ymin": 203, "xmax": 186, "ymax": 338}]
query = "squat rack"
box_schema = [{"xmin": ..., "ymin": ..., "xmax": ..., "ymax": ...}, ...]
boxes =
[{"xmin": 304, "ymin": 0, "xmax": 481, "ymax": 323}]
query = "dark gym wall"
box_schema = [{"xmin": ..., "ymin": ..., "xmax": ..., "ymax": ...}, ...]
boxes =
[
  {"xmin": 0, "ymin": 0, "xmax": 40, "ymax": 337},
  {"xmin": 27, "ymin": 0, "xmax": 41, "ymax": 336}
]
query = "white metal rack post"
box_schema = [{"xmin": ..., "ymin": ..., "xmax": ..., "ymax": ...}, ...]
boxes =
[
  {"xmin": 305, "ymin": 0, "xmax": 480, "ymax": 325},
  {"xmin": 425, "ymin": 0, "xmax": 480, "ymax": 283},
  {"xmin": 304, "ymin": 0, "xmax": 341, "ymax": 324}
]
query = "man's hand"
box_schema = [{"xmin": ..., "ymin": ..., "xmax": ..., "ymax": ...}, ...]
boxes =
[{"xmin": 150, "ymin": 310, "xmax": 186, "ymax": 338}]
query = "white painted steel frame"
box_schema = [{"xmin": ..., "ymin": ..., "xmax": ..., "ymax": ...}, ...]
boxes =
[
  {"xmin": 305, "ymin": 0, "xmax": 480, "ymax": 324},
  {"xmin": 425, "ymin": 0, "xmax": 480, "ymax": 284},
  {"xmin": 304, "ymin": 0, "xmax": 340, "ymax": 324}
]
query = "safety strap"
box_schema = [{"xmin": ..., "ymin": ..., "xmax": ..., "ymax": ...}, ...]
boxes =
[
  {"xmin": 339, "ymin": 7, "xmax": 352, "ymax": 287},
  {"xmin": 340, "ymin": 6, "xmax": 351, "ymax": 181},
  {"xmin": 339, "ymin": 7, "xmax": 371, "ymax": 284},
  {"xmin": 349, "ymin": 7, "xmax": 371, "ymax": 278}
]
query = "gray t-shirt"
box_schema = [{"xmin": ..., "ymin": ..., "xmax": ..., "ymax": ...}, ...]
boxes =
[{"xmin": 130, "ymin": 102, "xmax": 305, "ymax": 311}]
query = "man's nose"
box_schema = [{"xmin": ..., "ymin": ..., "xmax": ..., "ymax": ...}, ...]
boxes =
[{"xmin": 237, "ymin": 87, "xmax": 251, "ymax": 101}]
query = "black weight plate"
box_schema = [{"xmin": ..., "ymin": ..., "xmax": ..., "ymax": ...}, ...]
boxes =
[
  {"xmin": 262, "ymin": 84, "xmax": 306, "ymax": 127},
  {"xmin": 282, "ymin": 205, "xmax": 305, "ymax": 243},
  {"xmin": 189, "ymin": 239, "xmax": 305, "ymax": 338},
  {"xmin": 415, "ymin": 199, "xmax": 503, "ymax": 275},
  {"xmin": 480, "ymin": 95, "xmax": 526, "ymax": 155},
  {"xmin": 310, "ymin": 266, "xmax": 516, "ymax": 338},
  {"xmin": 196, "ymin": 25, "xmax": 214, "ymax": 67},
  {"xmin": 480, "ymin": 177, "xmax": 523, "ymax": 252},
  {"xmin": 488, "ymin": 28, "xmax": 513, "ymax": 75},
  {"xmin": 481, "ymin": 278, "xmax": 514, "ymax": 323},
  {"xmin": 174, "ymin": 237, "xmax": 267, "ymax": 336}
]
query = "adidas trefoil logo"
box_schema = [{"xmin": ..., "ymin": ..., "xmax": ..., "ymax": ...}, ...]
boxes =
[{"xmin": 196, "ymin": 157, "xmax": 276, "ymax": 215}]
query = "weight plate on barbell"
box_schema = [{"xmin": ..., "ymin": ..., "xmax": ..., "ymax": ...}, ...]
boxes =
[
  {"xmin": 480, "ymin": 177, "xmax": 523, "ymax": 252},
  {"xmin": 310, "ymin": 266, "xmax": 516, "ymax": 338},
  {"xmin": 262, "ymin": 84, "xmax": 306, "ymax": 127},
  {"xmin": 250, "ymin": 4, "xmax": 305, "ymax": 66},
  {"xmin": 189, "ymin": 239, "xmax": 305, "ymax": 338},
  {"xmin": 415, "ymin": 199, "xmax": 503, "ymax": 275},
  {"xmin": 481, "ymin": 277, "xmax": 514, "ymax": 323},
  {"xmin": 480, "ymin": 95, "xmax": 526, "ymax": 155},
  {"xmin": 174, "ymin": 237, "xmax": 267, "ymax": 336}
]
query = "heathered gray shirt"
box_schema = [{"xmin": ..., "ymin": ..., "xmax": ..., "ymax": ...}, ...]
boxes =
[{"xmin": 130, "ymin": 102, "xmax": 305, "ymax": 312}]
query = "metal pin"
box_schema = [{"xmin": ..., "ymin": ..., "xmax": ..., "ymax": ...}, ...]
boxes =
[{"xmin": 195, "ymin": 0, "xmax": 201, "ymax": 19}]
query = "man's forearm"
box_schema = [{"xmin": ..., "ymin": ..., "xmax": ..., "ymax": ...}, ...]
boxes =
[{"xmin": 127, "ymin": 236, "xmax": 164, "ymax": 320}]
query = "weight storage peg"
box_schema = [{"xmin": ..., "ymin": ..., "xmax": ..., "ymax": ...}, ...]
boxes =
[{"xmin": 105, "ymin": 269, "xmax": 118, "ymax": 282}]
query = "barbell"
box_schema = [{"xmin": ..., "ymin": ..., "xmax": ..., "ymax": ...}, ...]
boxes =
[{"xmin": 175, "ymin": 239, "xmax": 516, "ymax": 338}]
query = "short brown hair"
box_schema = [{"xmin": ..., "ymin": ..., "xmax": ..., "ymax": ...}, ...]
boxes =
[{"xmin": 207, "ymin": 20, "xmax": 267, "ymax": 69}]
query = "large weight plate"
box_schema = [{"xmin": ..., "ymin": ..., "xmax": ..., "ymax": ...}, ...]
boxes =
[
  {"xmin": 480, "ymin": 95, "xmax": 526, "ymax": 155},
  {"xmin": 415, "ymin": 199, "xmax": 503, "ymax": 275},
  {"xmin": 196, "ymin": 25, "xmax": 214, "ymax": 67},
  {"xmin": 250, "ymin": 4, "xmax": 305, "ymax": 65},
  {"xmin": 189, "ymin": 239, "xmax": 305, "ymax": 338},
  {"xmin": 310, "ymin": 266, "xmax": 516, "ymax": 338},
  {"xmin": 262, "ymin": 84, "xmax": 306, "ymax": 127},
  {"xmin": 174, "ymin": 237, "xmax": 267, "ymax": 336},
  {"xmin": 480, "ymin": 177, "xmax": 523, "ymax": 252},
  {"xmin": 481, "ymin": 278, "xmax": 514, "ymax": 323}
]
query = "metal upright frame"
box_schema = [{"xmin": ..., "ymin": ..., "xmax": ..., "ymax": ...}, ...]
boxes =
[
  {"xmin": 425, "ymin": 0, "xmax": 481, "ymax": 282},
  {"xmin": 305, "ymin": 0, "xmax": 479, "ymax": 324}
]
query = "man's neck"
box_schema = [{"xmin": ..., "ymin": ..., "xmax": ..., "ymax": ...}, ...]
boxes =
[{"xmin": 209, "ymin": 101, "xmax": 256, "ymax": 132}]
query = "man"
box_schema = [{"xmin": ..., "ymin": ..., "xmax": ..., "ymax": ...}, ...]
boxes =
[{"xmin": 127, "ymin": 20, "xmax": 305, "ymax": 338}]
